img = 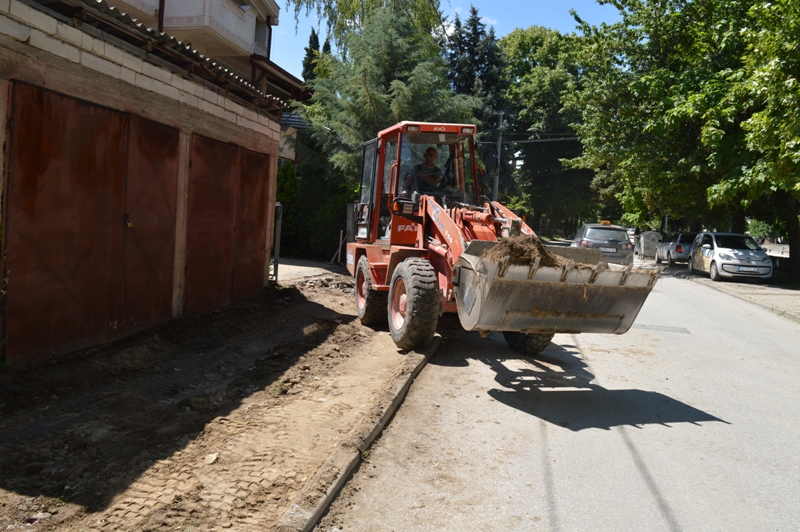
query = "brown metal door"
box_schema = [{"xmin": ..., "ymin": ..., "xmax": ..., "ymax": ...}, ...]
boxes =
[
  {"xmin": 184, "ymin": 135, "xmax": 239, "ymax": 317},
  {"xmin": 4, "ymin": 83, "xmax": 128, "ymax": 364},
  {"xmin": 120, "ymin": 116, "xmax": 179, "ymax": 332},
  {"xmin": 232, "ymin": 149, "xmax": 270, "ymax": 302}
]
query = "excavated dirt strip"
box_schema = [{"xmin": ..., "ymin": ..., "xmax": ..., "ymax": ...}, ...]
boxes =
[{"xmin": 0, "ymin": 274, "xmax": 418, "ymax": 531}]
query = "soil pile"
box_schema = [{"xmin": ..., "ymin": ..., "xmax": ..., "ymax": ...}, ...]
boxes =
[{"xmin": 481, "ymin": 235, "xmax": 571, "ymax": 268}]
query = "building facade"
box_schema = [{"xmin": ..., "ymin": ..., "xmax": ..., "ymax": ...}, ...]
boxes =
[{"xmin": 0, "ymin": 0, "xmax": 296, "ymax": 365}]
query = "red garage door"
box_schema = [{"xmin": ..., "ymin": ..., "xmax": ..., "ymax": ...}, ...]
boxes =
[
  {"xmin": 184, "ymin": 136, "xmax": 271, "ymax": 317},
  {"xmin": 3, "ymin": 83, "xmax": 179, "ymax": 365}
]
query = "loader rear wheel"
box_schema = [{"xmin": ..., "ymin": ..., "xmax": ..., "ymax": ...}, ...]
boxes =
[
  {"xmin": 388, "ymin": 258, "xmax": 439, "ymax": 351},
  {"xmin": 503, "ymin": 332, "xmax": 555, "ymax": 355},
  {"xmin": 356, "ymin": 255, "xmax": 387, "ymax": 326}
]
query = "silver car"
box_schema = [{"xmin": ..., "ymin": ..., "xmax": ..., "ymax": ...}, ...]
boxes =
[
  {"xmin": 570, "ymin": 223, "xmax": 634, "ymax": 265},
  {"xmin": 688, "ymin": 232, "xmax": 773, "ymax": 281},
  {"xmin": 656, "ymin": 232, "xmax": 698, "ymax": 266}
]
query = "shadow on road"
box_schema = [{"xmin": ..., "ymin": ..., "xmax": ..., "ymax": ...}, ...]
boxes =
[{"xmin": 434, "ymin": 329, "xmax": 726, "ymax": 431}]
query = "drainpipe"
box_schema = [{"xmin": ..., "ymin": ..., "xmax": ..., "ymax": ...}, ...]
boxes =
[
  {"xmin": 266, "ymin": 16, "xmax": 272, "ymax": 60},
  {"xmin": 158, "ymin": 0, "xmax": 165, "ymax": 32}
]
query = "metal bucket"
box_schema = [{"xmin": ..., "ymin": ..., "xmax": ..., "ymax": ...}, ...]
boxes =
[{"xmin": 454, "ymin": 241, "xmax": 660, "ymax": 334}]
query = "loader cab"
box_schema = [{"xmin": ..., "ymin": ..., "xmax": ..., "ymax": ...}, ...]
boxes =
[{"xmin": 354, "ymin": 122, "xmax": 478, "ymax": 243}]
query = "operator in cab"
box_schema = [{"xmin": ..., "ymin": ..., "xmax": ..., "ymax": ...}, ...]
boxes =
[{"xmin": 402, "ymin": 147, "xmax": 445, "ymax": 196}]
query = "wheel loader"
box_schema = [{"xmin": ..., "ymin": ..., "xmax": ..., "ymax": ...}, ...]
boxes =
[{"xmin": 345, "ymin": 121, "xmax": 660, "ymax": 353}]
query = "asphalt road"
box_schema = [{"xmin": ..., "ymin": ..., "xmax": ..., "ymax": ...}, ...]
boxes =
[{"xmin": 318, "ymin": 275, "xmax": 800, "ymax": 531}]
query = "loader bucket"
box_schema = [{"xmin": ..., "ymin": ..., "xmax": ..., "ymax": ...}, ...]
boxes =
[{"xmin": 454, "ymin": 240, "xmax": 660, "ymax": 335}]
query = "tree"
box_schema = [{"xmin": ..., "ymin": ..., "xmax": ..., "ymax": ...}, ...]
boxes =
[
  {"xmin": 298, "ymin": 0, "xmax": 476, "ymax": 178},
  {"xmin": 287, "ymin": 0, "xmax": 444, "ymax": 43},
  {"xmin": 500, "ymin": 26, "xmax": 596, "ymax": 235},
  {"xmin": 301, "ymin": 28, "xmax": 320, "ymax": 82},
  {"xmin": 566, "ymin": 0, "xmax": 757, "ymax": 232},
  {"xmin": 445, "ymin": 7, "xmax": 510, "ymax": 190},
  {"xmin": 733, "ymin": 0, "xmax": 800, "ymax": 273}
]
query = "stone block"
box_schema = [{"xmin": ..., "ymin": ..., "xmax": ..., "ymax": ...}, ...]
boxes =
[
  {"xmin": 92, "ymin": 37, "xmax": 104, "ymax": 56},
  {"xmin": 120, "ymin": 67, "xmax": 136, "ymax": 85},
  {"xmin": 141, "ymin": 60, "xmax": 172, "ymax": 84},
  {"xmin": 27, "ymin": 6, "xmax": 56, "ymax": 35},
  {"xmin": 203, "ymin": 87, "xmax": 219, "ymax": 105},
  {"xmin": 0, "ymin": 13, "xmax": 30, "ymax": 42},
  {"xmin": 0, "ymin": 0, "xmax": 9, "ymax": 14},
  {"xmin": 31, "ymin": 29, "xmax": 80, "ymax": 63},
  {"xmin": 8, "ymin": 1, "xmax": 29, "ymax": 23},
  {"xmin": 103, "ymin": 42, "xmax": 124, "ymax": 65},
  {"xmin": 122, "ymin": 53, "xmax": 142, "ymax": 73},
  {"xmin": 224, "ymin": 110, "xmax": 237, "ymax": 123},
  {"xmin": 179, "ymin": 90, "xmax": 198, "ymax": 107},
  {"xmin": 56, "ymin": 22, "xmax": 82, "ymax": 47},
  {"xmin": 135, "ymin": 72, "xmax": 153, "ymax": 91},
  {"xmin": 81, "ymin": 50, "xmax": 122, "ymax": 79}
]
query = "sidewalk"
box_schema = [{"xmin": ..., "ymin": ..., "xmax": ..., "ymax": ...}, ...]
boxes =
[{"xmin": 275, "ymin": 257, "xmax": 348, "ymax": 282}]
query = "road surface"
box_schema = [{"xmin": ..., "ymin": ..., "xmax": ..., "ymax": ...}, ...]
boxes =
[{"xmin": 318, "ymin": 274, "xmax": 800, "ymax": 531}]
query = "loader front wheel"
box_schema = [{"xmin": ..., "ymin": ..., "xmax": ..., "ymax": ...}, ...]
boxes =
[
  {"xmin": 356, "ymin": 255, "xmax": 387, "ymax": 326},
  {"xmin": 388, "ymin": 258, "xmax": 439, "ymax": 351},
  {"xmin": 503, "ymin": 332, "xmax": 555, "ymax": 355}
]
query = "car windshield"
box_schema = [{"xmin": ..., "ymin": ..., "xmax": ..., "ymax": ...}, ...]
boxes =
[
  {"xmin": 585, "ymin": 228, "xmax": 628, "ymax": 241},
  {"xmin": 714, "ymin": 235, "xmax": 760, "ymax": 250},
  {"xmin": 677, "ymin": 233, "xmax": 697, "ymax": 243}
]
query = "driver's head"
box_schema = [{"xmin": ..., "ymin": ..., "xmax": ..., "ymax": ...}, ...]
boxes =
[{"xmin": 423, "ymin": 148, "xmax": 438, "ymax": 166}]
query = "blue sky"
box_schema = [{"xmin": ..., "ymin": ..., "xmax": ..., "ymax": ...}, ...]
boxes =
[{"xmin": 270, "ymin": 0, "xmax": 621, "ymax": 80}]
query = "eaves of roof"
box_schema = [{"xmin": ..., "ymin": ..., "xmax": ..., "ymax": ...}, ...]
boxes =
[{"xmin": 35, "ymin": 0, "xmax": 288, "ymax": 114}]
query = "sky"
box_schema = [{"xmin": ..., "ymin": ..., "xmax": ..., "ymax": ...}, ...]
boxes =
[{"xmin": 270, "ymin": 0, "xmax": 621, "ymax": 80}]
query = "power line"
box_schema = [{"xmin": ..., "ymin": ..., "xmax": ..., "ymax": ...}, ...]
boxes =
[{"xmin": 478, "ymin": 137, "xmax": 579, "ymax": 145}]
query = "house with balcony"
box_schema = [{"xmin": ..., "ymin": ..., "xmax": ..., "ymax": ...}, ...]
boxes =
[{"xmin": 102, "ymin": 0, "xmax": 308, "ymax": 102}]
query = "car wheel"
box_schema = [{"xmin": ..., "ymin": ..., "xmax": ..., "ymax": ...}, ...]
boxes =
[
  {"xmin": 710, "ymin": 261, "xmax": 722, "ymax": 282},
  {"xmin": 655, "ymin": 251, "xmax": 662, "ymax": 264},
  {"xmin": 687, "ymin": 256, "xmax": 695, "ymax": 275},
  {"xmin": 667, "ymin": 252, "xmax": 675, "ymax": 267}
]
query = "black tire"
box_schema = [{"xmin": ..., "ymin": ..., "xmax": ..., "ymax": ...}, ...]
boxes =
[
  {"xmin": 655, "ymin": 251, "xmax": 662, "ymax": 264},
  {"xmin": 710, "ymin": 261, "xmax": 722, "ymax": 282},
  {"xmin": 388, "ymin": 258, "xmax": 440, "ymax": 351},
  {"xmin": 503, "ymin": 332, "xmax": 555, "ymax": 355},
  {"xmin": 667, "ymin": 252, "xmax": 675, "ymax": 267},
  {"xmin": 687, "ymin": 256, "xmax": 695, "ymax": 275},
  {"xmin": 355, "ymin": 255, "xmax": 387, "ymax": 326}
]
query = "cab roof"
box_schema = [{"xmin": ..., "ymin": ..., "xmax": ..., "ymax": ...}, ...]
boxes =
[{"xmin": 377, "ymin": 121, "xmax": 478, "ymax": 138}]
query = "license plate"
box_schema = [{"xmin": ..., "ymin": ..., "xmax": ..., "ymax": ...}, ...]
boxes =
[
  {"xmin": 599, "ymin": 247, "xmax": 616, "ymax": 253},
  {"xmin": 738, "ymin": 266, "xmax": 758, "ymax": 272}
]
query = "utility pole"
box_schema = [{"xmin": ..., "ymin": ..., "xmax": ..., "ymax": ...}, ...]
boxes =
[{"xmin": 493, "ymin": 112, "xmax": 503, "ymax": 201}]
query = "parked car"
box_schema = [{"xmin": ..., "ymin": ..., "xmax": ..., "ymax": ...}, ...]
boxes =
[
  {"xmin": 655, "ymin": 232, "xmax": 698, "ymax": 267},
  {"xmin": 687, "ymin": 232, "xmax": 773, "ymax": 282},
  {"xmin": 634, "ymin": 230, "xmax": 663, "ymax": 258},
  {"xmin": 570, "ymin": 223, "xmax": 634, "ymax": 265}
]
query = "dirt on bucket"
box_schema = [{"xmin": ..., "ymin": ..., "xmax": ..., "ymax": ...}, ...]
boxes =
[{"xmin": 481, "ymin": 235, "xmax": 575, "ymax": 268}]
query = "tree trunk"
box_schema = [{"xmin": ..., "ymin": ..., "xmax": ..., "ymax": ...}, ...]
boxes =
[
  {"xmin": 532, "ymin": 212, "xmax": 543, "ymax": 233},
  {"xmin": 731, "ymin": 210, "xmax": 747, "ymax": 234},
  {"xmin": 785, "ymin": 191, "xmax": 800, "ymax": 278}
]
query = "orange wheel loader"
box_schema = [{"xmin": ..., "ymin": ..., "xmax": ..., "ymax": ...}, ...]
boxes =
[{"xmin": 345, "ymin": 122, "xmax": 660, "ymax": 352}]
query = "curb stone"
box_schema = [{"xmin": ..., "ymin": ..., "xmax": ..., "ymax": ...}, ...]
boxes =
[{"xmin": 275, "ymin": 335, "xmax": 442, "ymax": 532}]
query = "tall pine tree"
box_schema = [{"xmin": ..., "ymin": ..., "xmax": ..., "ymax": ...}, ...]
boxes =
[{"xmin": 302, "ymin": 28, "xmax": 320, "ymax": 82}]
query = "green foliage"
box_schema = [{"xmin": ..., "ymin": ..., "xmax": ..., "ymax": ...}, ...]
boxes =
[
  {"xmin": 302, "ymin": 28, "xmax": 320, "ymax": 82},
  {"xmin": 500, "ymin": 26, "xmax": 596, "ymax": 235},
  {"xmin": 275, "ymin": 161, "xmax": 300, "ymax": 255},
  {"xmin": 446, "ymin": 7, "xmax": 510, "ymax": 181},
  {"xmin": 748, "ymin": 219, "xmax": 776, "ymax": 240},
  {"xmin": 298, "ymin": 0, "xmax": 477, "ymax": 178},
  {"xmin": 286, "ymin": 0, "xmax": 444, "ymax": 43}
]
